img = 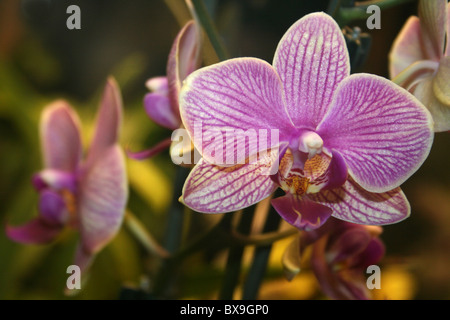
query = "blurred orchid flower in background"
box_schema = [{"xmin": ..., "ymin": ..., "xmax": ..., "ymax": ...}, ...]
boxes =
[
  {"xmin": 389, "ymin": 0, "xmax": 450, "ymax": 132},
  {"xmin": 129, "ymin": 19, "xmax": 202, "ymax": 162},
  {"xmin": 283, "ymin": 218, "xmax": 385, "ymax": 300},
  {"xmin": 6, "ymin": 78, "xmax": 128, "ymax": 283},
  {"xmin": 179, "ymin": 12, "xmax": 434, "ymax": 230}
]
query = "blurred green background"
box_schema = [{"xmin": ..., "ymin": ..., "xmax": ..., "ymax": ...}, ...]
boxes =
[{"xmin": 1, "ymin": 0, "xmax": 449, "ymax": 300}]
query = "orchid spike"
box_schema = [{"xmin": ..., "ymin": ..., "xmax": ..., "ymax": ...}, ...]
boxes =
[
  {"xmin": 179, "ymin": 12, "xmax": 434, "ymax": 230},
  {"xmin": 6, "ymin": 78, "xmax": 128, "ymax": 283},
  {"xmin": 389, "ymin": 0, "xmax": 450, "ymax": 132},
  {"xmin": 283, "ymin": 218, "xmax": 385, "ymax": 300},
  {"xmin": 129, "ymin": 20, "xmax": 202, "ymax": 163}
]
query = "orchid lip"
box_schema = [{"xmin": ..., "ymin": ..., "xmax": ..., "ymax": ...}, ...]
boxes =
[{"xmin": 298, "ymin": 131, "xmax": 323, "ymax": 159}]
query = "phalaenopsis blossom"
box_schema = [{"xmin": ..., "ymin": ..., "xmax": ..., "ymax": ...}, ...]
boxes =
[
  {"xmin": 179, "ymin": 12, "xmax": 434, "ymax": 230},
  {"xmin": 389, "ymin": 0, "xmax": 450, "ymax": 132},
  {"xmin": 283, "ymin": 218, "xmax": 385, "ymax": 300},
  {"xmin": 6, "ymin": 78, "xmax": 128, "ymax": 280}
]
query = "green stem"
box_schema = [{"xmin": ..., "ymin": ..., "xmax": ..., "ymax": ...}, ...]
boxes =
[
  {"xmin": 219, "ymin": 206, "xmax": 255, "ymax": 300},
  {"xmin": 191, "ymin": 0, "xmax": 230, "ymax": 61},
  {"xmin": 336, "ymin": 0, "xmax": 416, "ymax": 26}
]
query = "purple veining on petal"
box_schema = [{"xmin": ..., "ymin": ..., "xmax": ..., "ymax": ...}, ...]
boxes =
[
  {"xmin": 78, "ymin": 145, "xmax": 128, "ymax": 253},
  {"xmin": 273, "ymin": 12, "xmax": 350, "ymax": 129},
  {"xmin": 309, "ymin": 177, "xmax": 410, "ymax": 226},
  {"xmin": 180, "ymin": 57, "xmax": 293, "ymax": 165},
  {"xmin": 182, "ymin": 155, "xmax": 278, "ymax": 213},
  {"xmin": 317, "ymin": 73, "xmax": 434, "ymax": 192}
]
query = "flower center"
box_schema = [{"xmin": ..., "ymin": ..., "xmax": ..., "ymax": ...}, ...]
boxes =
[
  {"xmin": 281, "ymin": 174, "xmax": 310, "ymax": 196},
  {"xmin": 298, "ymin": 131, "xmax": 323, "ymax": 159}
]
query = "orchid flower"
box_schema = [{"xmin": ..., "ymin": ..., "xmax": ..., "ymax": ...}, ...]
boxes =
[
  {"xmin": 130, "ymin": 20, "xmax": 201, "ymax": 161},
  {"xmin": 6, "ymin": 78, "xmax": 128, "ymax": 279},
  {"xmin": 283, "ymin": 218, "xmax": 385, "ymax": 300},
  {"xmin": 389, "ymin": 0, "xmax": 450, "ymax": 132},
  {"xmin": 179, "ymin": 12, "xmax": 434, "ymax": 230}
]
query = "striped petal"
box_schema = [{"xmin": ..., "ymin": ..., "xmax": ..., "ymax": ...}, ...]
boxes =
[
  {"xmin": 309, "ymin": 177, "xmax": 410, "ymax": 226},
  {"xmin": 273, "ymin": 12, "xmax": 350, "ymax": 129},
  {"xmin": 40, "ymin": 101, "xmax": 82, "ymax": 171},
  {"xmin": 78, "ymin": 145, "xmax": 128, "ymax": 253},
  {"xmin": 317, "ymin": 73, "xmax": 434, "ymax": 193},
  {"xmin": 180, "ymin": 57, "xmax": 292, "ymax": 165},
  {"xmin": 181, "ymin": 150, "xmax": 279, "ymax": 213}
]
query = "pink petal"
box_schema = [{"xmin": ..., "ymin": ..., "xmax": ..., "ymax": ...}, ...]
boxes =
[
  {"xmin": 271, "ymin": 194, "xmax": 332, "ymax": 230},
  {"xmin": 40, "ymin": 101, "xmax": 82, "ymax": 171},
  {"xmin": 180, "ymin": 57, "xmax": 293, "ymax": 165},
  {"xmin": 181, "ymin": 152, "xmax": 279, "ymax": 214},
  {"xmin": 388, "ymin": 16, "xmax": 426, "ymax": 79},
  {"xmin": 418, "ymin": 0, "xmax": 447, "ymax": 61},
  {"xmin": 327, "ymin": 227, "xmax": 371, "ymax": 265},
  {"xmin": 144, "ymin": 92, "xmax": 180, "ymax": 129},
  {"xmin": 6, "ymin": 217, "xmax": 62, "ymax": 244},
  {"xmin": 167, "ymin": 20, "xmax": 201, "ymax": 117},
  {"xmin": 317, "ymin": 73, "xmax": 434, "ymax": 193},
  {"xmin": 78, "ymin": 145, "xmax": 128, "ymax": 253},
  {"xmin": 273, "ymin": 12, "xmax": 350, "ymax": 129},
  {"xmin": 86, "ymin": 77, "xmax": 123, "ymax": 169},
  {"xmin": 309, "ymin": 177, "xmax": 410, "ymax": 226},
  {"xmin": 413, "ymin": 73, "xmax": 450, "ymax": 132}
]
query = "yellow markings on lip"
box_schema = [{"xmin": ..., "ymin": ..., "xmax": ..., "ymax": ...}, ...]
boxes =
[
  {"xmin": 283, "ymin": 175, "xmax": 310, "ymax": 196},
  {"xmin": 60, "ymin": 189, "xmax": 77, "ymax": 225}
]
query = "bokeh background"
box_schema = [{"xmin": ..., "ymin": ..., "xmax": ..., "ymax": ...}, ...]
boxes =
[{"xmin": 1, "ymin": 0, "xmax": 449, "ymax": 300}]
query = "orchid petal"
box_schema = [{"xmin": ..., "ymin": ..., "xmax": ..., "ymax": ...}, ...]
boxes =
[
  {"xmin": 181, "ymin": 151, "xmax": 279, "ymax": 213},
  {"xmin": 6, "ymin": 217, "xmax": 62, "ymax": 244},
  {"xmin": 86, "ymin": 78, "xmax": 123, "ymax": 168},
  {"xmin": 389, "ymin": 16, "xmax": 426, "ymax": 79},
  {"xmin": 317, "ymin": 73, "xmax": 433, "ymax": 193},
  {"xmin": 273, "ymin": 12, "xmax": 350, "ymax": 129},
  {"xmin": 413, "ymin": 74, "xmax": 450, "ymax": 132},
  {"xmin": 144, "ymin": 92, "xmax": 180, "ymax": 129},
  {"xmin": 167, "ymin": 20, "xmax": 201, "ymax": 117},
  {"xmin": 271, "ymin": 194, "xmax": 332, "ymax": 231},
  {"xmin": 309, "ymin": 177, "xmax": 410, "ymax": 226},
  {"xmin": 40, "ymin": 101, "xmax": 82, "ymax": 171},
  {"xmin": 327, "ymin": 227, "xmax": 371, "ymax": 265},
  {"xmin": 348, "ymin": 237, "xmax": 385, "ymax": 269},
  {"xmin": 446, "ymin": 2, "xmax": 450, "ymax": 55},
  {"xmin": 418, "ymin": 0, "xmax": 447, "ymax": 61},
  {"xmin": 180, "ymin": 58, "xmax": 292, "ymax": 165},
  {"xmin": 432, "ymin": 56, "xmax": 450, "ymax": 106},
  {"xmin": 78, "ymin": 145, "xmax": 128, "ymax": 253},
  {"xmin": 145, "ymin": 76, "xmax": 169, "ymax": 94}
]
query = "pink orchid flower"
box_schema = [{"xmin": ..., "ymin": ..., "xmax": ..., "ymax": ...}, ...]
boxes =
[
  {"xmin": 285, "ymin": 218, "xmax": 385, "ymax": 300},
  {"xmin": 179, "ymin": 12, "xmax": 434, "ymax": 230},
  {"xmin": 6, "ymin": 78, "xmax": 128, "ymax": 277},
  {"xmin": 389, "ymin": 0, "xmax": 450, "ymax": 132},
  {"xmin": 130, "ymin": 20, "xmax": 201, "ymax": 161}
]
